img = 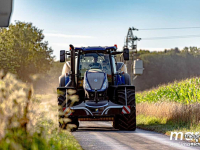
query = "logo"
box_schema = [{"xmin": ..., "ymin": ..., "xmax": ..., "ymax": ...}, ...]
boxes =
[
  {"xmin": 170, "ymin": 132, "xmax": 200, "ymax": 147},
  {"xmin": 94, "ymin": 79, "xmax": 98, "ymax": 82}
]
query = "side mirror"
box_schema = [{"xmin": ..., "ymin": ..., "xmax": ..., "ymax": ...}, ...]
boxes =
[
  {"xmin": 60, "ymin": 50, "xmax": 65, "ymax": 62},
  {"xmin": 133, "ymin": 59, "xmax": 144, "ymax": 75},
  {"xmin": 123, "ymin": 48, "xmax": 129, "ymax": 60}
]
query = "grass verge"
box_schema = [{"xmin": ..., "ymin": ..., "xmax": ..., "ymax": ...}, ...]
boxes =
[
  {"xmin": 0, "ymin": 130, "xmax": 82, "ymax": 150},
  {"xmin": 137, "ymin": 114, "xmax": 200, "ymax": 141}
]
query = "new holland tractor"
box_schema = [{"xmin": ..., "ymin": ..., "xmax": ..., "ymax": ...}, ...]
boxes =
[{"xmin": 57, "ymin": 44, "xmax": 143, "ymax": 131}]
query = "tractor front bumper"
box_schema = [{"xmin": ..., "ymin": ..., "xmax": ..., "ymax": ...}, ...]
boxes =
[{"xmin": 63, "ymin": 101, "xmax": 131, "ymax": 117}]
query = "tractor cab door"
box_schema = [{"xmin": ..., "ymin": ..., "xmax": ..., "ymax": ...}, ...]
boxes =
[{"xmin": 111, "ymin": 56, "xmax": 117, "ymax": 74}]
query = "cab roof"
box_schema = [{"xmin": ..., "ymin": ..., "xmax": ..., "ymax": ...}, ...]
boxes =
[{"xmin": 75, "ymin": 46, "xmax": 117, "ymax": 51}]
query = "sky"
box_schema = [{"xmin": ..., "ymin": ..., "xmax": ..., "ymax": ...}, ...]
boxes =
[{"xmin": 10, "ymin": 0, "xmax": 200, "ymax": 59}]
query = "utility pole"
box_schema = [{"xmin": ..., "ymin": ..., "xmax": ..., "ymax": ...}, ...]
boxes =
[
  {"xmin": 124, "ymin": 27, "xmax": 141, "ymax": 85},
  {"xmin": 124, "ymin": 27, "xmax": 141, "ymax": 53}
]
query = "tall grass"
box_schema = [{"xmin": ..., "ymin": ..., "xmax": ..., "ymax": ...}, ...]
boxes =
[
  {"xmin": 136, "ymin": 77, "xmax": 200, "ymax": 104},
  {"xmin": 0, "ymin": 71, "xmax": 82, "ymax": 150},
  {"xmin": 137, "ymin": 102, "xmax": 200, "ymax": 126}
]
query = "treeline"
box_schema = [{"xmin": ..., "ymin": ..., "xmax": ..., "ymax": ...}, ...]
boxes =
[
  {"xmin": 133, "ymin": 47, "xmax": 200, "ymax": 91},
  {"xmin": 0, "ymin": 21, "xmax": 58, "ymax": 93},
  {"xmin": 0, "ymin": 21, "xmax": 54, "ymax": 82}
]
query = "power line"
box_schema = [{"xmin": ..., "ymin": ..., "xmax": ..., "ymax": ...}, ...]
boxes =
[
  {"xmin": 139, "ymin": 27, "xmax": 200, "ymax": 30},
  {"xmin": 142, "ymin": 34, "xmax": 200, "ymax": 40}
]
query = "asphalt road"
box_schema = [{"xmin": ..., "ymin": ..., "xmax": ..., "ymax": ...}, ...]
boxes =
[{"xmin": 72, "ymin": 121, "xmax": 200, "ymax": 150}]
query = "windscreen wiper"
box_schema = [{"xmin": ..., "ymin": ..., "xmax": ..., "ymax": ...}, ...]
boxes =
[{"xmin": 96, "ymin": 52, "xmax": 105, "ymax": 61}]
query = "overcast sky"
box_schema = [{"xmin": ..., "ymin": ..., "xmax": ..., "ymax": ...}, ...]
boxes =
[{"xmin": 11, "ymin": 0, "xmax": 200, "ymax": 59}]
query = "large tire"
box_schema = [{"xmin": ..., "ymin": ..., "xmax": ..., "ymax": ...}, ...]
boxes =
[
  {"xmin": 67, "ymin": 118, "xmax": 79, "ymax": 132},
  {"xmin": 58, "ymin": 75, "xmax": 66, "ymax": 108},
  {"xmin": 124, "ymin": 73, "xmax": 131, "ymax": 85},
  {"xmin": 113, "ymin": 73, "xmax": 132, "ymax": 129},
  {"xmin": 114, "ymin": 88, "xmax": 136, "ymax": 131},
  {"xmin": 58, "ymin": 75, "xmax": 80, "ymax": 131},
  {"xmin": 59, "ymin": 117, "xmax": 79, "ymax": 131},
  {"xmin": 58, "ymin": 75, "xmax": 66, "ymax": 129}
]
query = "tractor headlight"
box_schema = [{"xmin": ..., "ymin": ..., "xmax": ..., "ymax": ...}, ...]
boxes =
[
  {"xmin": 83, "ymin": 72, "xmax": 91, "ymax": 91},
  {"xmin": 101, "ymin": 78, "xmax": 108, "ymax": 91},
  {"xmin": 84, "ymin": 78, "xmax": 91, "ymax": 90}
]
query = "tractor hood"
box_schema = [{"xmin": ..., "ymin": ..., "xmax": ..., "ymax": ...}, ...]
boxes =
[{"xmin": 83, "ymin": 69, "xmax": 108, "ymax": 92}]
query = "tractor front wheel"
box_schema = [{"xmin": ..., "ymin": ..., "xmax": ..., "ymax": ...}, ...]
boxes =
[{"xmin": 114, "ymin": 89, "xmax": 136, "ymax": 131}]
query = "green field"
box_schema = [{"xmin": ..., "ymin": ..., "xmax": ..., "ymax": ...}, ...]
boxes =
[{"xmin": 136, "ymin": 77, "xmax": 200, "ymax": 104}]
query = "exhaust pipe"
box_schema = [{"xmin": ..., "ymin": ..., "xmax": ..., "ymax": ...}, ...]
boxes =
[{"xmin": 69, "ymin": 44, "xmax": 76, "ymax": 88}]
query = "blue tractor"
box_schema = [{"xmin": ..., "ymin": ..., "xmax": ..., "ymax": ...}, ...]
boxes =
[{"xmin": 57, "ymin": 44, "xmax": 135, "ymax": 131}]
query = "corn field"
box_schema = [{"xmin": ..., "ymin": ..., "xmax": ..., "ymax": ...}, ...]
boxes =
[{"xmin": 136, "ymin": 77, "xmax": 200, "ymax": 104}]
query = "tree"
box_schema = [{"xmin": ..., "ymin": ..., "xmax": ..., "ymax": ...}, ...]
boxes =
[
  {"xmin": 182, "ymin": 47, "xmax": 189, "ymax": 53},
  {"xmin": 0, "ymin": 21, "xmax": 54, "ymax": 81},
  {"xmin": 189, "ymin": 46, "xmax": 200, "ymax": 55}
]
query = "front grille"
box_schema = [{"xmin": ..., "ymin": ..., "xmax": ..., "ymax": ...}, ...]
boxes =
[
  {"xmin": 89, "ymin": 92, "xmax": 106, "ymax": 97},
  {"xmin": 87, "ymin": 72, "xmax": 104, "ymax": 90}
]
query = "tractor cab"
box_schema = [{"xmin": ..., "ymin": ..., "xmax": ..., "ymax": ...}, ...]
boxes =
[
  {"xmin": 78, "ymin": 52, "xmax": 112, "ymax": 86},
  {"xmin": 58, "ymin": 45, "xmax": 132, "ymax": 102}
]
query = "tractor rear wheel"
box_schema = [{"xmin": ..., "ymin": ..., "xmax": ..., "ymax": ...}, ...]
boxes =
[
  {"xmin": 114, "ymin": 88, "xmax": 136, "ymax": 131},
  {"xmin": 65, "ymin": 117, "xmax": 79, "ymax": 131},
  {"xmin": 58, "ymin": 76, "xmax": 80, "ymax": 131},
  {"xmin": 59, "ymin": 117, "xmax": 79, "ymax": 131},
  {"xmin": 58, "ymin": 75, "xmax": 67, "ymax": 129},
  {"xmin": 124, "ymin": 73, "xmax": 131, "ymax": 85},
  {"xmin": 58, "ymin": 75, "xmax": 66, "ymax": 107}
]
